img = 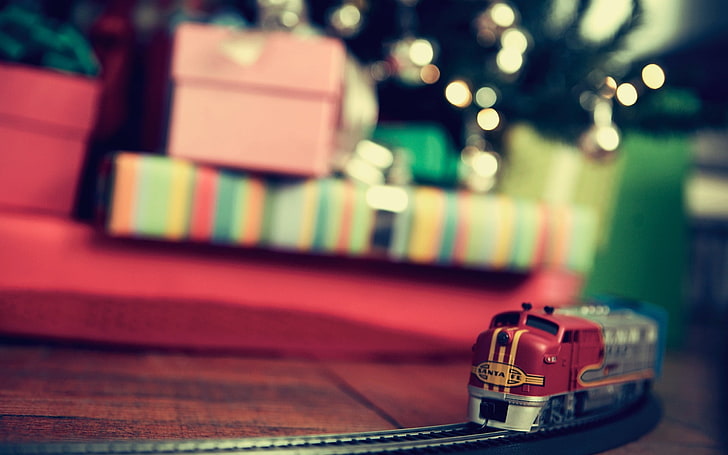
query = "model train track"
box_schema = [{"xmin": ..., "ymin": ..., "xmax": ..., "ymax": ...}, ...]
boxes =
[{"xmin": 1, "ymin": 394, "xmax": 661, "ymax": 455}]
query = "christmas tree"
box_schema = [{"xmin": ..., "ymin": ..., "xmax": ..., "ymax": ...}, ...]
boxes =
[{"xmin": 302, "ymin": 0, "xmax": 649, "ymax": 149}]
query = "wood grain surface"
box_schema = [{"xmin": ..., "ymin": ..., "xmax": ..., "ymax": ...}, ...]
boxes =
[{"xmin": 0, "ymin": 333, "xmax": 724, "ymax": 454}]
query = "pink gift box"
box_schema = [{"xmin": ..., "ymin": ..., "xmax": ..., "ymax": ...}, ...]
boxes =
[
  {"xmin": 0, "ymin": 63, "xmax": 100, "ymax": 216},
  {"xmin": 167, "ymin": 23, "xmax": 346, "ymax": 177}
]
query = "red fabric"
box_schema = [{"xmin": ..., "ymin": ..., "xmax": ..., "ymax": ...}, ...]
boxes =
[{"xmin": 0, "ymin": 211, "xmax": 583, "ymax": 356}]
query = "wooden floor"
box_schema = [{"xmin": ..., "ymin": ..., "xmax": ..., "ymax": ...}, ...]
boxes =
[{"xmin": 0, "ymin": 328, "xmax": 725, "ymax": 454}]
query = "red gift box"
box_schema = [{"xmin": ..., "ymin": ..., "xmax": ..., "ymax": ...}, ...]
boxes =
[
  {"xmin": 0, "ymin": 63, "xmax": 100, "ymax": 216},
  {"xmin": 167, "ymin": 23, "xmax": 346, "ymax": 176}
]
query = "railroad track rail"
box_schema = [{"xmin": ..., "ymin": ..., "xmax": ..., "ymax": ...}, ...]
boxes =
[{"xmin": 0, "ymin": 394, "xmax": 661, "ymax": 455}]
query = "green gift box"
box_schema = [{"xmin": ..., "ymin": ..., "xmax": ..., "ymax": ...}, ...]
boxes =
[{"xmin": 372, "ymin": 123, "xmax": 460, "ymax": 186}]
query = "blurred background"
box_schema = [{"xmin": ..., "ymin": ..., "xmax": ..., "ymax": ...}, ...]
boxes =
[
  {"xmin": 1, "ymin": 0, "xmax": 728, "ymax": 450},
  {"xmin": 1, "ymin": 0, "xmax": 728, "ymax": 355}
]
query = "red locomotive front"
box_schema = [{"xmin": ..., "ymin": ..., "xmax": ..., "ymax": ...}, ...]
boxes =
[{"xmin": 468, "ymin": 303, "xmax": 658, "ymax": 431}]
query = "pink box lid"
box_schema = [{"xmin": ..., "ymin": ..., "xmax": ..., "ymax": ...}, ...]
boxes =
[
  {"xmin": 171, "ymin": 23, "xmax": 345, "ymax": 98},
  {"xmin": 0, "ymin": 63, "xmax": 99, "ymax": 135}
]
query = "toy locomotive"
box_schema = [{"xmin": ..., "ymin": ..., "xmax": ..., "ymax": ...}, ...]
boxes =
[{"xmin": 468, "ymin": 301, "xmax": 664, "ymax": 432}]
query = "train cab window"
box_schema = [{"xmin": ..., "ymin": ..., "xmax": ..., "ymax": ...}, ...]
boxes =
[
  {"xmin": 526, "ymin": 315, "xmax": 559, "ymax": 336},
  {"xmin": 492, "ymin": 312, "xmax": 520, "ymax": 328},
  {"xmin": 563, "ymin": 331, "xmax": 580, "ymax": 343}
]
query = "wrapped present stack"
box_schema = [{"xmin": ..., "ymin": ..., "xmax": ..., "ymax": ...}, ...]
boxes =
[
  {"xmin": 0, "ymin": 14, "xmax": 603, "ymax": 356},
  {"xmin": 100, "ymin": 22, "xmax": 600, "ymax": 276}
]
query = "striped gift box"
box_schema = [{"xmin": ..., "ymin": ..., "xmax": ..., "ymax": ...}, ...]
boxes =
[
  {"xmin": 105, "ymin": 153, "xmax": 598, "ymax": 273},
  {"xmin": 388, "ymin": 187, "xmax": 598, "ymax": 273},
  {"xmin": 107, "ymin": 153, "xmax": 267, "ymax": 245},
  {"xmin": 266, "ymin": 178, "xmax": 375, "ymax": 255}
]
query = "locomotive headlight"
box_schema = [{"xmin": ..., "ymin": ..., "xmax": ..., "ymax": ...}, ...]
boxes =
[
  {"xmin": 497, "ymin": 331, "xmax": 510, "ymax": 346},
  {"xmin": 543, "ymin": 354, "xmax": 558, "ymax": 364}
]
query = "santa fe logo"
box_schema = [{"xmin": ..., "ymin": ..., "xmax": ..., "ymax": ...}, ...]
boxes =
[{"xmin": 473, "ymin": 362, "xmax": 545, "ymax": 387}]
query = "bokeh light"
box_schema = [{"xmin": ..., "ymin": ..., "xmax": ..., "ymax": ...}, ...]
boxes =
[
  {"xmin": 475, "ymin": 86, "xmax": 498, "ymax": 108},
  {"xmin": 366, "ymin": 185, "xmax": 409, "ymax": 212},
  {"xmin": 409, "ymin": 39, "xmax": 435, "ymax": 66},
  {"xmin": 641, "ymin": 63, "xmax": 665, "ymax": 89},
  {"xmin": 477, "ymin": 108, "xmax": 501, "ymax": 130},
  {"xmin": 461, "ymin": 146, "xmax": 499, "ymax": 192},
  {"xmin": 490, "ymin": 2, "xmax": 516, "ymax": 27},
  {"xmin": 602, "ymin": 76, "xmax": 617, "ymax": 98},
  {"xmin": 355, "ymin": 140, "xmax": 393, "ymax": 168},
  {"xmin": 500, "ymin": 28, "xmax": 528, "ymax": 53},
  {"xmin": 471, "ymin": 151, "xmax": 499, "ymax": 177},
  {"xmin": 595, "ymin": 125, "xmax": 620, "ymax": 151},
  {"xmin": 616, "ymin": 82, "xmax": 638, "ymax": 106},
  {"xmin": 445, "ymin": 80, "xmax": 472, "ymax": 108},
  {"xmin": 496, "ymin": 48, "xmax": 523, "ymax": 74},
  {"xmin": 345, "ymin": 158, "xmax": 384, "ymax": 185},
  {"xmin": 593, "ymin": 98, "xmax": 613, "ymax": 126},
  {"xmin": 420, "ymin": 64, "xmax": 440, "ymax": 84},
  {"xmin": 329, "ymin": 3, "xmax": 362, "ymax": 37}
]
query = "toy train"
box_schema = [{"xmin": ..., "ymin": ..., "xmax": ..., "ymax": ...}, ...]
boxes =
[{"xmin": 468, "ymin": 300, "xmax": 665, "ymax": 432}]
